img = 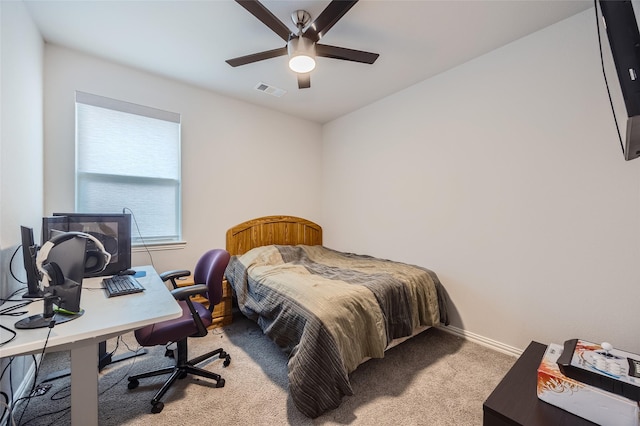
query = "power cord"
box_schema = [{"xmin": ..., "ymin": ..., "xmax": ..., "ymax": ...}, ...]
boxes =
[
  {"xmin": 18, "ymin": 338, "xmax": 144, "ymax": 426},
  {"xmin": 122, "ymin": 207, "xmax": 155, "ymax": 268},
  {"xmin": 1, "ymin": 288, "xmax": 31, "ymax": 306},
  {"xmin": 0, "ymin": 300, "xmax": 35, "ymax": 346},
  {"xmin": 12, "ymin": 322, "xmax": 54, "ymax": 426},
  {"xmin": 0, "ymin": 325, "xmax": 17, "ymax": 347},
  {"xmin": 8, "ymin": 245, "xmax": 27, "ymax": 286},
  {"xmin": 0, "ymin": 301, "xmax": 34, "ymax": 317},
  {"xmin": 0, "ymin": 391, "xmax": 15, "ymax": 426},
  {"xmin": 2, "ymin": 246, "xmax": 31, "ymax": 346},
  {"xmin": 103, "ymin": 335, "xmax": 123, "ymax": 362},
  {"xmin": 0, "ymin": 358, "xmax": 14, "ymax": 395},
  {"xmin": 19, "ymin": 404, "xmax": 70, "ymax": 426}
]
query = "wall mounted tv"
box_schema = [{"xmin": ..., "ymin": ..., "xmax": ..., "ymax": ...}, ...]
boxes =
[
  {"xmin": 599, "ymin": 0, "xmax": 640, "ymax": 160},
  {"xmin": 42, "ymin": 213, "xmax": 132, "ymax": 278}
]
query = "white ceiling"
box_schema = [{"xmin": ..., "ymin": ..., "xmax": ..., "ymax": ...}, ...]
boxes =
[{"xmin": 24, "ymin": 0, "xmax": 592, "ymax": 124}]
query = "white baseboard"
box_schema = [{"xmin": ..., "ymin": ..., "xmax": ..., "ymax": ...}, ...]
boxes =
[{"xmin": 439, "ymin": 324, "xmax": 523, "ymax": 358}]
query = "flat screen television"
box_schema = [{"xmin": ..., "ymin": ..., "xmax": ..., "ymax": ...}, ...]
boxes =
[
  {"xmin": 599, "ymin": 0, "xmax": 640, "ymax": 160},
  {"xmin": 42, "ymin": 213, "xmax": 132, "ymax": 277}
]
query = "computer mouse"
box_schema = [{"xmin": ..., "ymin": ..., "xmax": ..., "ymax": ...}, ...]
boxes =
[{"xmin": 117, "ymin": 269, "xmax": 136, "ymax": 276}]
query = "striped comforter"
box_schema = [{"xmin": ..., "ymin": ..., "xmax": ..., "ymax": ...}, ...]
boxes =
[{"xmin": 224, "ymin": 245, "xmax": 448, "ymax": 418}]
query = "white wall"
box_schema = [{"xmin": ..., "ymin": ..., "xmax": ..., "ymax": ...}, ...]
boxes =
[
  {"xmin": 43, "ymin": 45, "xmax": 323, "ymax": 272},
  {"xmin": 1, "ymin": 2, "xmax": 44, "ymax": 248},
  {"xmin": 0, "ymin": 0, "xmax": 45, "ymax": 419},
  {"xmin": 322, "ymin": 10, "xmax": 640, "ymax": 354}
]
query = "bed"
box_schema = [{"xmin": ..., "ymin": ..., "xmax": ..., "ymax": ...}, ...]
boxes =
[{"xmin": 224, "ymin": 215, "xmax": 449, "ymax": 418}]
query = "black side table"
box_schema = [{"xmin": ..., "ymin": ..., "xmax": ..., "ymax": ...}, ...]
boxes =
[{"xmin": 483, "ymin": 341, "xmax": 596, "ymax": 425}]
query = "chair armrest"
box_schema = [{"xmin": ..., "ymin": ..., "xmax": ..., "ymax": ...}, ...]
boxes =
[
  {"xmin": 170, "ymin": 284, "xmax": 207, "ymax": 301},
  {"xmin": 171, "ymin": 284, "xmax": 210, "ymax": 337},
  {"xmin": 160, "ymin": 269, "xmax": 191, "ymax": 282},
  {"xmin": 160, "ymin": 269, "xmax": 191, "ymax": 289}
]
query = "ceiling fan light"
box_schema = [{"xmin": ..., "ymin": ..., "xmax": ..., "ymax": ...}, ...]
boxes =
[
  {"xmin": 288, "ymin": 37, "xmax": 316, "ymax": 73},
  {"xmin": 289, "ymin": 55, "xmax": 316, "ymax": 73}
]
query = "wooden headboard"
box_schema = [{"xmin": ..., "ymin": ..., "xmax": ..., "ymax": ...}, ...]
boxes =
[{"xmin": 225, "ymin": 215, "xmax": 323, "ymax": 256}]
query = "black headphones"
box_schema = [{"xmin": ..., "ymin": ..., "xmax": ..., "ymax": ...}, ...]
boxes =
[
  {"xmin": 36, "ymin": 231, "xmax": 111, "ymax": 286},
  {"xmin": 41, "ymin": 262, "xmax": 65, "ymax": 286}
]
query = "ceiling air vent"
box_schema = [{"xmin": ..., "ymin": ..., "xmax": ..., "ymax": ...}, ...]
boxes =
[{"xmin": 254, "ymin": 82, "xmax": 286, "ymax": 98}]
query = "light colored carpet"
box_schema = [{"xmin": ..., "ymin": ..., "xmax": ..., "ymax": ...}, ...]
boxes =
[{"xmin": 11, "ymin": 315, "xmax": 515, "ymax": 425}]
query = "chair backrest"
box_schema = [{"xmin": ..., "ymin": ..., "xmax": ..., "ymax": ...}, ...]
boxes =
[{"xmin": 193, "ymin": 249, "xmax": 230, "ymax": 307}]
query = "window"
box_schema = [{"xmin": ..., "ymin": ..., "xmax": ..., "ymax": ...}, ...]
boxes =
[{"xmin": 75, "ymin": 91, "xmax": 181, "ymax": 245}]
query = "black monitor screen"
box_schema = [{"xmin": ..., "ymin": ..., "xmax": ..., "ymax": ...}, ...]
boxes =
[{"xmin": 42, "ymin": 213, "xmax": 132, "ymax": 277}]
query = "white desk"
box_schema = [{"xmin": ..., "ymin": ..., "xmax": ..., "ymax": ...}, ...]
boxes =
[{"xmin": 0, "ymin": 266, "xmax": 182, "ymax": 425}]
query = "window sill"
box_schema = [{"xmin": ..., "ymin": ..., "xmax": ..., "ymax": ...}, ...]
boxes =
[{"xmin": 132, "ymin": 241, "xmax": 186, "ymax": 252}]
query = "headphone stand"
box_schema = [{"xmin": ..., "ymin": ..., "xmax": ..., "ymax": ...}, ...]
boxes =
[{"xmin": 14, "ymin": 309, "xmax": 84, "ymax": 329}]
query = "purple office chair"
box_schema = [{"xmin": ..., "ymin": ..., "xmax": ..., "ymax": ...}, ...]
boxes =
[{"xmin": 127, "ymin": 249, "xmax": 232, "ymax": 414}]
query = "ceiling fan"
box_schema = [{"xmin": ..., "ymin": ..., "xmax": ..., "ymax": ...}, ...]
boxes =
[{"xmin": 226, "ymin": 0, "xmax": 379, "ymax": 89}]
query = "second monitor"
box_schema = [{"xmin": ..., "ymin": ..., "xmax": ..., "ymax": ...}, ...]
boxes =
[{"xmin": 42, "ymin": 213, "xmax": 132, "ymax": 277}]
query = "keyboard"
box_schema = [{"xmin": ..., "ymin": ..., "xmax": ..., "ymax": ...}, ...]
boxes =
[{"xmin": 102, "ymin": 275, "xmax": 145, "ymax": 297}]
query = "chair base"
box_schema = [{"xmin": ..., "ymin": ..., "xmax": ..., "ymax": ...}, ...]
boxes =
[{"xmin": 128, "ymin": 343, "xmax": 231, "ymax": 413}]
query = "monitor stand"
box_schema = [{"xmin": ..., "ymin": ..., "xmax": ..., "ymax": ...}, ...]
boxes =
[{"xmin": 22, "ymin": 289, "xmax": 44, "ymax": 299}]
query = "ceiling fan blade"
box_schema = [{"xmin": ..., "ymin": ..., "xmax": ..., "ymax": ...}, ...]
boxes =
[
  {"xmin": 226, "ymin": 46, "xmax": 287, "ymax": 67},
  {"xmin": 316, "ymin": 44, "xmax": 379, "ymax": 64},
  {"xmin": 304, "ymin": 0, "xmax": 358, "ymax": 43},
  {"xmin": 235, "ymin": 0, "xmax": 292, "ymax": 42},
  {"xmin": 297, "ymin": 73, "xmax": 311, "ymax": 89}
]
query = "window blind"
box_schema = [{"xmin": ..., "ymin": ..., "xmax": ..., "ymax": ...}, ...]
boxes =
[{"xmin": 75, "ymin": 91, "xmax": 182, "ymax": 244}]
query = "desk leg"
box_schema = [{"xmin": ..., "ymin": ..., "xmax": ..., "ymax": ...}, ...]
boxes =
[{"xmin": 70, "ymin": 343, "xmax": 98, "ymax": 426}]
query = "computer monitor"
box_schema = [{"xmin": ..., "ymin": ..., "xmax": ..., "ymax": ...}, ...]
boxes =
[
  {"xmin": 20, "ymin": 226, "xmax": 43, "ymax": 299},
  {"xmin": 42, "ymin": 213, "xmax": 132, "ymax": 277}
]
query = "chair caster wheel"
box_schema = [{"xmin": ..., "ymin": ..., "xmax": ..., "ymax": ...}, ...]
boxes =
[
  {"xmin": 128, "ymin": 379, "xmax": 139, "ymax": 390},
  {"xmin": 223, "ymin": 356, "xmax": 231, "ymax": 367},
  {"xmin": 216, "ymin": 378, "xmax": 225, "ymax": 388},
  {"xmin": 151, "ymin": 401, "xmax": 164, "ymax": 414}
]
